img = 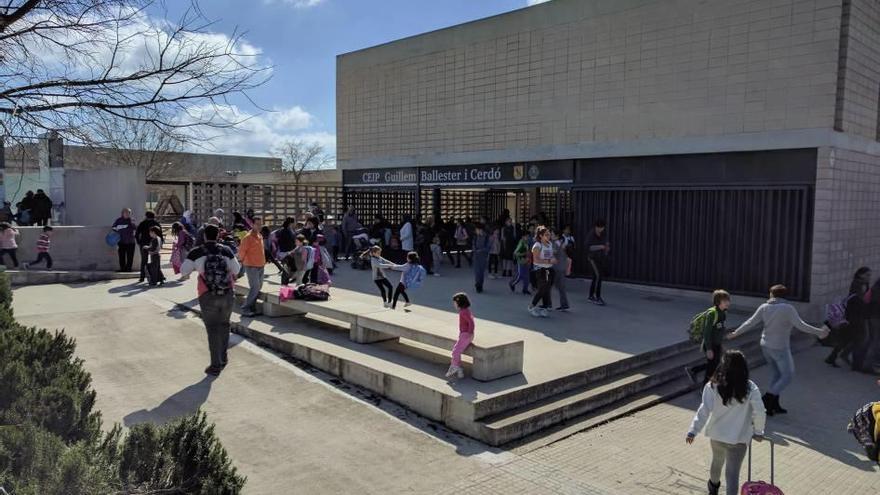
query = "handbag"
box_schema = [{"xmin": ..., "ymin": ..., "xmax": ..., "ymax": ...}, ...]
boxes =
[
  {"xmin": 105, "ymin": 230, "xmax": 121, "ymax": 247},
  {"xmin": 279, "ymin": 285, "xmax": 295, "ymax": 302}
]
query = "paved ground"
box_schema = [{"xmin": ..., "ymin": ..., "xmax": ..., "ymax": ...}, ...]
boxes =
[{"xmin": 12, "ymin": 276, "xmax": 880, "ymax": 494}]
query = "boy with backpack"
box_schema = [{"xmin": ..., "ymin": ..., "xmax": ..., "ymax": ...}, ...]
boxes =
[
  {"xmin": 23, "ymin": 225, "xmax": 53, "ymax": 270},
  {"xmin": 686, "ymin": 290, "xmax": 730, "ymax": 385},
  {"xmin": 179, "ymin": 225, "xmax": 242, "ymax": 376}
]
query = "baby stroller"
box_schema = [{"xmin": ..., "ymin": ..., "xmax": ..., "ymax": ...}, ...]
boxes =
[{"xmin": 350, "ymin": 228, "xmax": 375, "ymax": 270}]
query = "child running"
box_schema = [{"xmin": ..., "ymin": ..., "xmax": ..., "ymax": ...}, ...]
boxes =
[
  {"xmin": 23, "ymin": 225, "xmax": 53, "ymax": 270},
  {"xmin": 364, "ymin": 245, "xmax": 395, "ymax": 307},
  {"xmin": 446, "ymin": 292, "xmax": 474, "ymax": 379},
  {"xmin": 383, "ymin": 251, "xmax": 425, "ymax": 310},
  {"xmin": 686, "ymin": 350, "xmax": 766, "ymax": 495}
]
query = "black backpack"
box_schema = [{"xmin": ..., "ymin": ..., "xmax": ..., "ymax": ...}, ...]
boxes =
[
  {"xmin": 202, "ymin": 248, "xmax": 231, "ymax": 295},
  {"xmin": 848, "ymin": 402, "xmax": 879, "ymax": 463}
]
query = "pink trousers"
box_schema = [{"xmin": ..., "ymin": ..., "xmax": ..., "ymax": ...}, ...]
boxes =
[{"xmin": 451, "ymin": 331, "xmax": 474, "ymax": 367}]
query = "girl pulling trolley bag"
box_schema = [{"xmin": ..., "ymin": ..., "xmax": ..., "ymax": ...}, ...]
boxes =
[{"xmin": 741, "ymin": 439, "xmax": 783, "ymax": 495}]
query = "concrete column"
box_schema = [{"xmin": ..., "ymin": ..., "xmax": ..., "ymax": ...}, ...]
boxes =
[
  {"xmin": 46, "ymin": 133, "xmax": 65, "ymax": 225},
  {"xmin": 0, "ymin": 137, "xmax": 5, "ymax": 206},
  {"xmin": 187, "ymin": 182, "xmax": 194, "ymax": 213}
]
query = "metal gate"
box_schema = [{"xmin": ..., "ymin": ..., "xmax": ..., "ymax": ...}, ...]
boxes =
[
  {"xmin": 538, "ymin": 187, "xmax": 572, "ymax": 229},
  {"xmin": 345, "ymin": 189, "xmax": 417, "ymax": 225},
  {"xmin": 573, "ymin": 186, "xmax": 813, "ymax": 300}
]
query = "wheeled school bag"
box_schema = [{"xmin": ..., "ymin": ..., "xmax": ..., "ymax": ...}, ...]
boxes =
[
  {"xmin": 741, "ymin": 439, "xmax": 783, "ymax": 495},
  {"xmin": 848, "ymin": 401, "xmax": 880, "ymax": 464}
]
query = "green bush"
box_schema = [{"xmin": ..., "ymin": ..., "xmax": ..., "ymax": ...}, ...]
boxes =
[{"xmin": 0, "ymin": 273, "xmax": 245, "ymax": 494}]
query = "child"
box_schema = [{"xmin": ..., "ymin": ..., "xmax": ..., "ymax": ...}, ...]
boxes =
[
  {"xmin": 364, "ymin": 245, "xmax": 395, "ymax": 307},
  {"xmin": 282, "ymin": 234, "xmax": 310, "ymax": 286},
  {"xmin": 453, "ymin": 220, "xmax": 470, "ymax": 268},
  {"xmin": 23, "ymin": 225, "xmax": 53, "ymax": 270},
  {"xmin": 170, "ymin": 222, "xmax": 192, "ymax": 275},
  {"xmin": 383, "ymin": 251, "xmax": 425, "ymax": 310},
  {"xmin": 686, "ymin": 290, "xmax": 731, "ymax": 386},
  {"xmin": 509, "ymin": 231, "xmax": 531, "ymax": 295},
  {"xmin": 446, "ymin": 292, "xmax": 474, "ymax": 379},
  {"xmin": 0, "ymin": 222, "xmax": 20, "ymax": 268},
  {"xmin": 488, "ymin": 227, "xmax": 501, "ymax": 279},
  {"xmin": 430, "ymin": 236, "xmax": 443, "ymax": 276},
  {"xmin": 687, "ymin": 350, "xmax": 766, "ymax": 495},
  {"xmin": 147, "ymin": 226, "xmax": 166, "ymax": 286}
]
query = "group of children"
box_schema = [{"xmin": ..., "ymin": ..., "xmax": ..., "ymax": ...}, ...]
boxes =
[{"xmin": 0, "ymin": 223, "xmax": 54, "ymax": 271}]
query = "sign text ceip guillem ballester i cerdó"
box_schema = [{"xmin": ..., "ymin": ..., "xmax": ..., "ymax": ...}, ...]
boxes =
[
  {"xmin": 360, "ymin": 169, "xmax": 418, "ymax": 184},
  {"xmin": 420, "ymin": 166, "xmax": 502, "ymax": 184}
]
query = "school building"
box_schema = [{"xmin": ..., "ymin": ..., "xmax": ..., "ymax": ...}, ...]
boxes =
[{"xmin": 336, "ymin": 0, "xmax": 880, "ymax": 303}]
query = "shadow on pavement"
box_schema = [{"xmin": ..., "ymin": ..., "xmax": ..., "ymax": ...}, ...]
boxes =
[{"xmin": 123, "ymin": 375, "xmax": 216, "ymax": 426}]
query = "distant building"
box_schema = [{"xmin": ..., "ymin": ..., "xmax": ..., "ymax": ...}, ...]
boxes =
[{"xmin": 337, "ymin": 0, "xmax": 880, "ymax": 304}]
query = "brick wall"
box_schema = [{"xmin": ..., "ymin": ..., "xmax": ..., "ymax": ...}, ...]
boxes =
[
  {"xmin": 338, "ymin": 0, "xmax": 842, "ymax": 166},
  {"xmin": 811, "ymin": 147, "xmax": 880, "ymax": 302},
  {"xmin": 837, "ymin": 0, "xmax": 880, "ymax": 139}
]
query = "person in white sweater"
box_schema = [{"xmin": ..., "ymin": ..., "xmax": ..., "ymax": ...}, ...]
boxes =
[
  {"xmin": 687, "ymin": 350, "xmax": 766, "ymax": 495},
  {"xmin": 727, "ymin": 284, "xmax": 829, "ymax": 415}
]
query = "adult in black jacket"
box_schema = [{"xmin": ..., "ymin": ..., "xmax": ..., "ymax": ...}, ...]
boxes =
[
  {"xmin": 135, "ymin": 211, "xmax": 162, "ymax": 283},
  {"xmin": 32, "ymin": 189, "xmax": 52, "ymax": 226},
  {"xmin": 272, "ymin": 217, "xmax": 297, "ymax": 285},
  {"xmin": 826, "ymin": 267, "xmax": 872, "ymax": 370},
  {"xmin": 500, "ymin": 218, "xmax": 519, "ymax": 277}
]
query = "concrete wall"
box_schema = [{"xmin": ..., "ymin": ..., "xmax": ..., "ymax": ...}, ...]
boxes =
[
  {"xmin": 836, "ymin": 0, "xmax": 880, "ymax": 139},
  {"xmin": 811, "ymin": 146, "xmax": 880, "ymax": 303},
  {"xmin": 337, "ymin": 0, "xmax": 843, "ymax": 168},
  {"xmin": 14, "ymin": 226, "xmax": 128, "ymax": 271},
  {"xmin": 65, "ymin": 168, "xmax": 146, "ymax": 226}
]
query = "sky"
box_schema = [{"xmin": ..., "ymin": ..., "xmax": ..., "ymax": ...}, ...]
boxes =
[{"xmin": 153, "ymin": 0, "xmax": 553, "ymax": 158}]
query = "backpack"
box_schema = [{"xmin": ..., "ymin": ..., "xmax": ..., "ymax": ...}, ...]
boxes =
[
  {"xmin": 294, "ymin": 283, "xmax": 330, "ymax": 301},
  {"xmin": 825, "ymin": 294, "xmax": 856, "ymax": 330},
  {"xmin": 304, "ymin": 246, "xmax": 316, "ymax": 271},
  {"xmin": 688, "ymin": 308, "xmax": 716, "ymax": 344},
  {"xmin": 202, "ymin": 249, "xmax": 231, "ymax": 295},
  {"xmin": 848, "ymin": 402, "xmax": 880, "ymax": 463},
  {"xmin": 405, "ymin": 264, "xmax": 427, "ymax": 289}
]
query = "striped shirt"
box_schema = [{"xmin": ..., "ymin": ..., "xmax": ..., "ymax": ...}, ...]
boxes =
[{"xmin": 36, "ymin": 233, "xmax": 50, "ymax": 253}]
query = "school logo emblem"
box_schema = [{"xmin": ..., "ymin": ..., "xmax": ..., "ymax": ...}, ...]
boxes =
[
  {"xmin": 528, "ymin": 164, "xmax": 540, "ymax": 180},
  {"xmin": 513, "ymin": 164, "xmax": 525, "ymax": 180}
]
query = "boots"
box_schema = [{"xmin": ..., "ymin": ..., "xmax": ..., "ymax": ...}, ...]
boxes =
[
  {"xmin": 707, "ymin": 479, "xmax": 720, "ymax": 495},
  {"xmin": 772, "ymin": 393, "xmax": 788, "ymax": 414},
  {"xmin": 762, "ymin": 393, "xmax": 775, "ymax": 416}
]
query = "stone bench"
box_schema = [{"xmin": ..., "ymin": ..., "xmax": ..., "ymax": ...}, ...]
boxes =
[
  {"xmin": 354, "ymin": 310, "xmax": 524, "ymax": 381},
  {"xmin": 236, "ymin": 283, "xmax": 524, "ymax": 381}
]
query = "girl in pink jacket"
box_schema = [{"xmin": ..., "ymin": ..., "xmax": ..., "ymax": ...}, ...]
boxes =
[{"xmin": 446, "ymin": 292, "xmax": 474, "ymax": 379}]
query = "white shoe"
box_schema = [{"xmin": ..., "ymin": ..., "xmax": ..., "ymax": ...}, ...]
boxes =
[
  {"xmin": 404, "ymin": 302, "xmax": 412, "ymax": 307},
  {"xmin": 445, "ymin": 366, "xmax": 457, "ymax": 378},
  {"xmin": 528, "ymin": 305, "xmax": 540, "ymax": 317},
  {"xmin": 433, "ymin": 273, "xmax": 440, "ymax": 277},
  {"xmin": 456, "ymin": 367, "xmax": 464, "ymax": 379},
  {"xmin": 540, "ymin": 308, "xmax": 549, "ymax": 318},
  {"xmin": 383, "ymin": 301, "xmax": 390, "ymax": 308}
]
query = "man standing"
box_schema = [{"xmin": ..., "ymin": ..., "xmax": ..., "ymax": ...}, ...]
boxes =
[
  {"xmin": 135, "ymin": 211, "xmax": 161, "ymax": 283},
  {"xmin": 472, "ymin": 223, "xmax": 491, "ymax": 293},
  {"xmin": 32, "ymin": 189, "xmax": 52, "ymax": 226},
  {"xmin": 238, "ymin": 217, "xmax": 265, "ymax": 317},
  {"xmin": 728, "ymin": 284, "xmax": 830, "ymax": 415},
  {"xmin": 586, "ymin": 219, "xmax": 610, "ymax": 306},
  {"xmin": 180, "ymin": 225, "xmax": 241, "ymax": 376}
]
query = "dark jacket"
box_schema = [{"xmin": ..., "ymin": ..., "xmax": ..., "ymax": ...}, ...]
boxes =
[
  {"xmin": 112, "ymin": 216, "xmax": 137, "ymax": 244},
  {"xmin": 32, "ymin": 192, "xmax": 52, "ymax": 219},
  {"xmin": 586, "ymin": 229, "xmax": 608, "ymax": 260},
  {"xmin": 136, "ymin": 219, "xmax": 161, "ymax": 246},
  {"xmin": 501, "ymin": 224, "xmax": 519, "ymax": 259},
  {"xmin": 274, "ymin": 228, "xmax": 296, "ymax": 253},
  {"xmin": 700, "ymin": 306, "xmax": 727, "ymax": 352},
  {"xmin": 472, "ymin": 232, "xmax": 491, "ymax": 257}
]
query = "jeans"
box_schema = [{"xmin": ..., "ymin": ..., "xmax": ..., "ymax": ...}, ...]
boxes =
[
  {"xmin": 761, "ymin": 345, "xmax": 794, "ymax": 395},
  {"xmin": 198, "ymin": 293, "xmax": 234, "ymax": 369},
  {"xmin": 29, "ymin": 252, "xmax": 53, "ymax": 269},
  {"xmin": 473, "ymin": 253, "xmax": 488, "ymax": 290},
  {"xmin": 243, "ymin": 266, "xmax": 264, "ymax": 312},
  {"xmin": 709, "ymin": 440, "xmax": 748, "ymax": 495},
  {"xmin": 588, "ymin": 257, "xmax": 604, "ymax": 298},
  {"xmin": 118, "ymin": 243, "xmax": 135, "ymax": 271},
  {"xmin": 531, "ymin": 267, "xmax": 554, "ymax": 308},
  {"xmin": 553, "ymin": 267, "xmax": 569, "ymax": 308},
  {"xmin": 0, "ymin": 248, "xmax": 18, "ymax": 268}
]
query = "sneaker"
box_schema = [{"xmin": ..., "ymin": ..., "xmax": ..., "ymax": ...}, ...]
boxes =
[
  {"xmin": 684, "ymin": 367, "xmax": 696, "ymax": 384},
  {"xmin": 523, "ymin": 290, "xmax": 531, "ymax": 295},
  {"xmin": 528, "ymin": 305, "xmax": 540, "ymax": 317},
  {"xmin": 404, "ymin": 302, "xmax": 412, "ymax": 308},
  {"xmin": 22, "ymin": 263, "xmax": 29, "ymax": 270},
  {"xmin": 456, "ymin": 367, "xmax": 464, "ymax": 379},
  {"xmin": 508, "ymin": 282, "xmax": 515, "ymax": 293},
  {"xmin": 596, "ymin": 297, "xmax": 606, "ymax": 306},
  {"xmin": 539, "ymin": 308, "xmax": 549, "ymax": 318},
  {"xmin": 383, "ymin": 301, "xmax": 390, "ymax": 308},
  {"xmin": 204, "ymin": 366, "xmax": 221, "ymax": 376},
  {"xmin": 444, "ymin": 366, "xmax": 457, "ymax": 378},
  {"xmin": 555, "ymin": 306, "xmax": 569, "ymax": 312},
  {"xmin": 433, "ymin": 273, "xmax": 441, "ymax": 277},
  {"xmin": 588, "ymin": 296, "xmax": 598, "ymax": 304}
]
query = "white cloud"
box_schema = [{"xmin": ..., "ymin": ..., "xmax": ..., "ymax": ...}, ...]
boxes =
[
  {"xmin": 527, "ymin": 0, "xmax": 552, "ymax": 5},
  {"xmin": 179, "ymin": 104, "xmax": 336, "ymax": 160},
  {"xmin": 264, "ymin": 0, "xmax": 326, "ymax": 8}
]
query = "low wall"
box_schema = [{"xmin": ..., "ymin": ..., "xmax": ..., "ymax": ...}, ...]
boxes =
[{"xmin": 13, "ymin": 226, "xmax": 136, "ymax": 271}]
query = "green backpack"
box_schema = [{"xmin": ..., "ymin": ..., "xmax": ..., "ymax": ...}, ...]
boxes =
[{"xmin": 688, "ymin": 308, "xmax": 717, "ymax": 344}]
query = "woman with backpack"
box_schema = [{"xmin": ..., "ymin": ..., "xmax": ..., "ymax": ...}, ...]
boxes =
[
  {"xmin": 686, "ymin": 350, "xmax": 766, "ymax": 495},
  {"xmin": 170, "ymin": 222, "xmax": 193, "ymax": 275},
  {"xmin": 826, "ymin": 267, "xmax": 872, "ymax": 370}
]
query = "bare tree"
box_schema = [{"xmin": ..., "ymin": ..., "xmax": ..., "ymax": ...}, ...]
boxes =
[
  {"xmin": 0, "ymin": 0, "xmax": 270, "ymax": 144},
  {"xmin": 87, "ymin": 112, "xmax": 184, "ymax": 179},
  {"xmin": 271, "ymin": 139, "xmax": 333, "ymax": 185}
]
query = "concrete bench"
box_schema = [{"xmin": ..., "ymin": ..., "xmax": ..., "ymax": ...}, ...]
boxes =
[
  {"xmin": 354, "ymin": 310, "xmax": 524, "ymax": 382},
  {"xmin": 236, "ymin": 283, "xmax": 524, "ymax": 381}
]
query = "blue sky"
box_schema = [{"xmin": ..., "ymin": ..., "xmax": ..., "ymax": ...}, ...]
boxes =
[{"xmin": 155, "ymin": 0, "xmax": 550, "ymax": 157}]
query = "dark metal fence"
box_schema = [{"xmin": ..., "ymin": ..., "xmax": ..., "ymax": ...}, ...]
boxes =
[
  {"xmin": 572, "ymin": 186, "xmax": 813, "ymax": 300},
  {"xmin": 190, "ymin": 182, "xmax": 344, "ymax": 228}
]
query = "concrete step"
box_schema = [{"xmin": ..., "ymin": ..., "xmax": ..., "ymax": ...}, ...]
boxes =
[{"xmin": 476, "ymin": 334, "xmax": 769, "ymax": 446}]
